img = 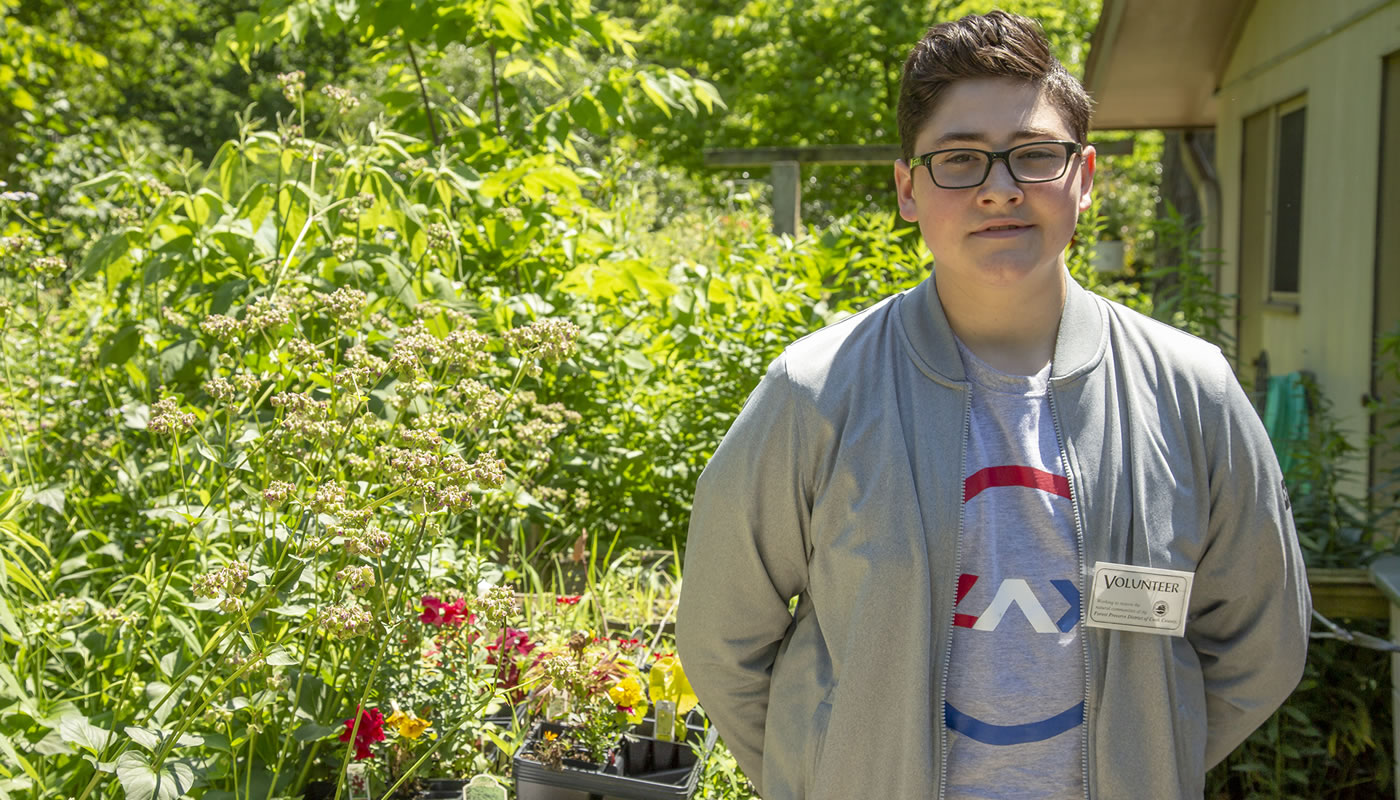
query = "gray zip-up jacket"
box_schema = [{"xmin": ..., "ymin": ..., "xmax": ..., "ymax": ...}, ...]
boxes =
[{"xmin": 676, "ymin": 271, "xmax": 1310, "ymax": 799}]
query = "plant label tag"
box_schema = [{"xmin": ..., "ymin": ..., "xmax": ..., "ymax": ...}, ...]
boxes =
[
  {"xmin": 345, "ymin": 763, "xmax": 371, "ymax": 800},
  {"xmin": 464, "ymin": 775, "xmax": 508, "ymax": 800},
  {"xmin": 1084, "ymin": 561, "xmax": 1194, "ymax": 637}
]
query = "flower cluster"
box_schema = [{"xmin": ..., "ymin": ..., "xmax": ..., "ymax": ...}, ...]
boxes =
[
  {"xmin": 419, "ymin": 595, "xmax": 469, "ymax": 626},
  {"xmin": 478, "ymin": 585, "xmax": 519, "ymax": 629},
  {"xmin": 243, "ymin": 296, "xmax": 294, "ymax": 333},
  {"xmin": 322, "ymin": 85, "xmax": 360, "ymax": 113},
  {"xmin": 374, "ymin": 444, "xmax": 504, "ymax": 513},
  {"xmin": 29, "ymin": 256, "xmax": 65, "ymax": 278},
  {"xmin": 426, "ymin": 222, "xmax": 453, "ymax": 251},
  {"xmin": 262, "ymin": 480, "xmax": 294, "ymax": 508},
  {"xmin": 335, "ymin": 565, "xmax": 376, "ymax": 595},
  {"xmin": 192, "ymin": 561, "xmax": 250, "ymax": 614},
  {"xmin": 1, "ymin": 235, "xmax": 39, "ymax": 256},
  {"xmin": 147, "ymin": 395, "xmax": 196, "ymax": 435},
  {"xmin": 331, "ymin": 234, "xmax": 357, "ymax": 260},
  {"xmin": 339, "ymin": 706, "xmax": 385, "ymax": 760},
  {"xmin": 271, "ymin": 390, "xmax": 339, "ymax": 445},
  {"xmin": 342, "ymin": 525, "xmax": 391, "ymax": 557},
  {"xmin": 0, "ymin": 187, "xmax": 38, "ymax": 204},
  {"xmin": 278, "ymin": 70, "xmax": 305, "ymax": 104},
  {"xmin": 30, "ymin": 594, "xmax": 88, "ymax": 632},
  {"xmin": 503, "ymin": 318, "xmax": 581, "ymax": 363},
  {"xmin": 317, "ymin": 603, "xmax": 373, "ymax": 639},
  {"xmin": 200, "ymin": 314, "xmax": 242, "ymax": 344}
]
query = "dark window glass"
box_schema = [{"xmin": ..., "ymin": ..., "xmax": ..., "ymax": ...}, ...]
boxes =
[{"xmin": 1272, "ymin": 107, "xmax": 1306, "ymax": 294}]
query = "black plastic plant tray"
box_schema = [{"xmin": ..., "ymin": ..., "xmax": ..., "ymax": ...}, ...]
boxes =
[{"xmin": 513, "ymin": 716, "xmax": 717, "ymax": 800}]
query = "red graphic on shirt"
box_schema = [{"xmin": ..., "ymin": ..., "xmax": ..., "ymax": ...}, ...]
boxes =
[
  {"xmin": 954, "ymin": 574, "xmax": 980, "ymax": 628},
  {"xmin": 963, "ymin": 465, "xmax": 1069, "ymax": 503}
]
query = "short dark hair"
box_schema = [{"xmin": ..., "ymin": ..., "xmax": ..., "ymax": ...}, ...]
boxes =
[{"xmin": 896, "ymin": 11, "xmax": 1093, "ymax": 161}]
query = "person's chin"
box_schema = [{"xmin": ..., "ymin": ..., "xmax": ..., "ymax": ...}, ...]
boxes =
[{"xmin": 968, "ymin": 252, "xmax": 1056, "ymax": 287}]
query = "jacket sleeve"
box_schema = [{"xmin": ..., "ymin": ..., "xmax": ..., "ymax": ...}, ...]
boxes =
[
  {"xmin": 1189, "ymin": 356, "xmax": 1312, "ymax": 769},
  {"xmin": 676, "ymin": 355, "xmax": 812, "ymax": 791}
]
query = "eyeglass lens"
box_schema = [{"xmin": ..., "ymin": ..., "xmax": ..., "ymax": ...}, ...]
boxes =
[{"xmin": 930, "ymin": 143, "xmax": 1072, "ymax": 188}]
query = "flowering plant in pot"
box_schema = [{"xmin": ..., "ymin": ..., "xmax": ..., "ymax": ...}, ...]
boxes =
[{"xmin": 520, "ymin": 631, "xmax": 647, "ymax": 766}]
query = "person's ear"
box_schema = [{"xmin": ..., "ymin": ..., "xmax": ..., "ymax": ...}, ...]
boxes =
[
  {"xmin": 1076, "ymin": 144, "xmax": 1097, "ymax": 212},
  {"xmin": 895, "ymin": 159, "xmax": 920, "ymax": 222}
]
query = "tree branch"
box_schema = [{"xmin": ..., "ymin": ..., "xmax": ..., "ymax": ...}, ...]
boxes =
[
  {"xmin": 404, "ymin": 36, "xmax": 440, "ymax": 146},
  {"xmin": 489, "ymin": 45, "xmax": 504, "ymax": 136}
]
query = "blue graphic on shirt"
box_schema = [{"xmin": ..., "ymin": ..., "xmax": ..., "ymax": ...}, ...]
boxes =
[
  {"xmin": 1051, "ymin": 579, "xmax": 1080, "ymax": 633},
  {"xmin": 945, "ymin": 700, "xmax": 1085, "ymax": 745}
]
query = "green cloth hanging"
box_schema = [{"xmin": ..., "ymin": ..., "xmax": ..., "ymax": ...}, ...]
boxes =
[{"xmin": 1263, "ymin": 372, "xmax": 1310, "ymax": 476}]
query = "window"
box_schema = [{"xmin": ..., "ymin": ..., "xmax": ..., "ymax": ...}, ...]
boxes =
[{"xmin": 1240, "ymin": 96, "xmax": 1307, "ymax": 307}]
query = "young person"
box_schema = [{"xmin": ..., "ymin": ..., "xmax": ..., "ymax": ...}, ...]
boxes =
[{"xmin": 676, "ymin": 10, "xmax": 1310, "ymax": 799}]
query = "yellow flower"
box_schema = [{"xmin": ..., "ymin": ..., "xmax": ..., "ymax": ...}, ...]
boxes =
[
  {"xmin": 386, "ymin": 709, "xmax": 432, "ymax": 740},
  {"xmin": 609, "ymin": 676, "xmax": 644, "ymax": 710},
  {"xmin": 543, "ymin": 730, "xmax": 559, "ymax": 741}
]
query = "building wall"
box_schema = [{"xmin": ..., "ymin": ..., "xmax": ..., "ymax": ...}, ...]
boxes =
[{"xmin": 1216, "ymin": 0, "xmax": 1400, "ymax": 496}]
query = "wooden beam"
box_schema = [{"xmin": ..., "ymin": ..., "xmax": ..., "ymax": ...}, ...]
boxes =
[
  {"xmin": 704, "ymin": 146, "xmax": 900, "ymax": 167},
  {"xmin": 1311, "ymin": 567, "xmax": 1390, "ymax": 619}
]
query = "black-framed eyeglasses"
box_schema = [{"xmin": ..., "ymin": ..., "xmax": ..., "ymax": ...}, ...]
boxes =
[{"xmin": 909, "ymin": 140, "xmax": 1082, "ymax": 189}]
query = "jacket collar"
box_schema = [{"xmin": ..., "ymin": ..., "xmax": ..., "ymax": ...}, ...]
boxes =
[{"xmin": 898, "ymin": 267, "xmax": 1108, "ymax": 384}]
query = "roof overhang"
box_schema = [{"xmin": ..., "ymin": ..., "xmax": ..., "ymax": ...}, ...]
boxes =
[{"xmin": 1083, "ymin": 0, "xmax": 1256, "ymax": 130}]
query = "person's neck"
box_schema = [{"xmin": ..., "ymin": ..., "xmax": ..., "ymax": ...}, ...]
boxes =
[{"xmin": 936, "ymin": 265, "xmax": 1066, "ymax": 376}]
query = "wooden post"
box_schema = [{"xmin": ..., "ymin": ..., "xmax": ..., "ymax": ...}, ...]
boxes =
[{"xmin": 771, "ymin": 160, "xmax": 801, "ymax": 237}]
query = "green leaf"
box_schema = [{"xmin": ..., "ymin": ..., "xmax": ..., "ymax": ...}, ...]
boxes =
[
  {"xmin": 115, "ymin": 751, "xmax": 195, "ymax": 800},
  {"xmin": 638, "ymin": 73, "xmax": 674, "ymax": 117},
  {"xmin": 100, "ymin": 325, "xmax": 142, "ymax": 366},
  {"xmin": 79, "ymin": 231, "xmax": 138, "ymax": 286},
  {"xmin": 621, "ymin": 350, "xmax": 650, "ymax": 371},
  {"xmin": 23, "ymin": 485, "xmax": 64, "ymax": 516},
  {"xmin": 265, "ymin": 646, "xmax": 298, "ymax": 666},
  {"xmin": 491, "ymin": 0, "xmax": 530, "ymax": 41},
  {"xmin": 57, "ymin": 715, "xmax": 115, "ymax": 755},
  {"xmin": 292, "ymin": 721, "xmax": 337, "ymax": 742},
  {"xmin": 0, "ymin": 732, "xmax": 39, "ymax": 782},
  {"xmin": 125, "ymin": 727, "xmax": 204, "ymax": 754}
]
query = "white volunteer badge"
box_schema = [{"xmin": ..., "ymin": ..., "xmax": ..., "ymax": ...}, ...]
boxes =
[{"xmin": 1084, "ymin": 561, "xmax": 1194, "ymax": 637}]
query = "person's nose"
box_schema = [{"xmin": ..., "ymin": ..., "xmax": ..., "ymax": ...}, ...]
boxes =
[{"xmin": 978, "ymin": 157, "xmax": 1024, "ymax": 206}]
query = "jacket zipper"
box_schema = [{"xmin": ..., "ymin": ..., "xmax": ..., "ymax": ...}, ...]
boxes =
[
  {"xmin": 937, "ymin": 387, "xmax": 973, "ymax": 799},
  {"xmin": 1046, "ymin": 382, "xmax": 1092, "ymax": 800}
]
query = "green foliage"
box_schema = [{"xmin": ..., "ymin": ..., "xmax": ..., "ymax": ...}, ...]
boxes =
[
  {"xmin": 613, "ymin": 0, "xmax": 1102, "ymax": 223},
  {"xmin": 1138, "ymin": 201, "xmax": 1234, "ymax": 357},
  {"xmin": 1208, "ymin": 631, "xmax": 1393, "ymax": 799}
]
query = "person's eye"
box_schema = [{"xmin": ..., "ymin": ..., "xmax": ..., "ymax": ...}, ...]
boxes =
[
  {"xmin": 940, "ymin": 152, "xmax": 979, "ymax": 165},
  {"xmin": 1018, "ymin": 147, "xmax": 1059, "ymax": 160}
]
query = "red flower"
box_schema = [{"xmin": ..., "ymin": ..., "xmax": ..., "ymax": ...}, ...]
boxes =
[
  {"xmin": 615, "ymin": 637, "xmax": 640, "ymax": 652},
  {"xmin": 339, "ymin": 707, "xmax": 386, "ymax": 760},
  {"xmin": 420, "ymin": 595, "xmax": 469, "ymax": 626},
  {"xmin": 485, "ymin": 628, "xmax": 540, "ymax": 703},
  {"xmin": 556, "ymin": 595, "xmax": 582, "ymax": 606}
]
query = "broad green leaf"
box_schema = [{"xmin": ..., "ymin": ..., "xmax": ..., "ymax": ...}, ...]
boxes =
[
  {"xmin": 292, "ymin": 721, "xmax": 337, "ymax": 742},
  {"xmin": 621, "ymin": 350, "xmax": 650, "ymax": 371},
  {"xmin": 0, "ymin": 731, "xmax": 39, "ymax": 782},
  {"xmin": 57, "ymin": 715, "xmax": 115, "ymax": 755},
  {"xmin": 491, "ymin": 1, "xmax": 530, "ymax": 41},
  {"xmin": 125, "ymin": 727, "xmax": 204, "ymax": 754},
  {"xmin": 265, "ymin": 646, "xmax": 298, "ymax": 666},
  {"xmin": 115, "ymin": 751, "xmax": 195, "ymax": 800}
]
